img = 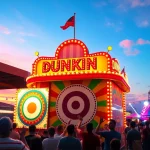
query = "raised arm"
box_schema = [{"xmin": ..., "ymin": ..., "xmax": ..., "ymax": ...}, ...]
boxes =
[{"xmin": 95, "ymin": 118, "xmax": 104, "ymax": 133}]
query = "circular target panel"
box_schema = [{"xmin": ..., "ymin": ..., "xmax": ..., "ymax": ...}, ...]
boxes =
[
  {"xmin": 56, "ymin": 84, "xmax": 97, "ymax": 126},
  {"xmin": 18, "ymin": 90, "xmax": 48, "ymax": 126}
]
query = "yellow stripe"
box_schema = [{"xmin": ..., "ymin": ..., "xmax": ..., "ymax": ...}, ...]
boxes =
[
  {"xmin": 50, "ymin": 96, "xmax": 57, "ymax": 102},
  {"xmin": 97, "ymin": 94, "xmax": 107, "ymax": 101},
  {"xmin": 97, "ymin": 106, "xmax": 107, "ymax": 112},
  {"xmin": 63, "ymin": 81, "xmax": 71, "ymax": 87},
  {"xmin": 49, "ymin": 116, "xmax": 58, "ymax": 126},
  {"xmin": 93, "ymin": 81, "xmax": 106, "ymax": 93},
  {"xmin": 82, "ymin": 80, "xmax": 91, "ymax": 87},
  {"xmin": 51, "ymin": 83, "xmax": 61, "ymax": 94}
]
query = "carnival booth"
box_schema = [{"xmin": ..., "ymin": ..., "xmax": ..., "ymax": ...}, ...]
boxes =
[{"xmin": 14, "ymin": 39, "xmax": 130, "ymax": 132}]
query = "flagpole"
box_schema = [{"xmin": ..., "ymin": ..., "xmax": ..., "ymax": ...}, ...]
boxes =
[{"xmin": 74, "ymin": 13, "xmax": 76, "ymax": 39}]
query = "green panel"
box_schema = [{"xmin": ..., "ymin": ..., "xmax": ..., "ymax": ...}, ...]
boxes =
[
  {"xmin": 88, "ymin": 79, "xmax": 102, "ymax": 90},
  {"xmin": 90, "ymin": 119, "xmax": 98, "ymax": 128},
  {"xmin": 52, "ymin": 119, "xmax": 62, "ymax": 127},
  {"xmin": 54, "ymin": 81, "xmax": 65, "ymax": 90},
  {"xmin": 50, "ymin": 102, "xmax": 56, "ymax": 107},
  {"xmin": 97, "ymin": 100, "xmax": 107, "ymax": 106}
]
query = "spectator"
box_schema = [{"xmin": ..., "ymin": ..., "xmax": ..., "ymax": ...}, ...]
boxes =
[
  {"xmin": 54, "ymin": 125, "xmax": 64, "ymax": 138},
  {"xmin": 127, "ymin": 121, "xmax": 142, "ymax": 150},
  {"xmin": 57, "ymin": 124, "xmax": 82, "ymax": 150},
  {"xmin": 10, "ymin": 123, "xmax": 20, "ymax": 140},
  {"xmin": 0, "ymin": 117, "xmax": 29, "ymax": 150},
  {"xmin": 77, "ymin": 116, "xmax": 100, "ymax": 150},
  {"xmin": 41, "ymin": 130, "xmax": 49, "ymax": 141},
  {"xmin": 124, "ymin": 119, "xmax": 131, "ymax": 148},
  {"xmin": 110, "ymin": 138, "xmax": 121, "ymax": 150},
  {"xmin": 142, "ymin": 121, "xmax": 150, "ymax": 150},
  {"xmin": 25, "ymin": 125, "xmax": 41, "ymax": 149},
  {"xmin": 43, "ymin": 127, "xmax": 60, "ymax": 150},
  {"xmin": 30, "ymin": 136, "xmax": 43, "ymax": 150},
  {"xmin": 96, "ymin": 118, "xmax": 121, "ymax": 150}
]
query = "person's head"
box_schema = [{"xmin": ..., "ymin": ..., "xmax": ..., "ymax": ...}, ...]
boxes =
[
  {"xmin": 145, "ymin": 121, "xmax": 150, "ymax": 128},
  {"xmin": 110, "ymin": 139, "xmax": 121, "ymax": 150},
  {"xmin": 139, "ymin": 123, "xmax": 144, "ymax": 129},
  {"xmin": 0, "ymin": 117, "xmax": 12, "ymax": 138},
  {"xmin": 43, "ymin": 130, "xmax": 48, "ymax": 136},
  {"xmin": 29, "ymin": 125, "xmax": 36, "ymax": 134},
  {"xmin": 130, "ymin": 121, "xmax": 136, "ymax": 129},
  {"xmin": 67, "ymin": 124, "xmax": 75, "ymax": 136},
  {"xmin": 109, "ymin": 119, "xmax": 116, "ymax": 130},
  {"xmin": 86, "ymin": 123, "xmax": 93, "ymax": 133},
  {"xmin": 126, "ymin": 119, "xmax": 131, "ymax": 127},
  {"xmin": 48, "ymin": 127, "xmax": 55, "ymax": 137},
  {"xmin": 56, "ymin": 125, "xmax": 64, "ymax": 134},
  {"xmin": 12, "ymin": 123, "xmax": 17, "ymax": 130}
]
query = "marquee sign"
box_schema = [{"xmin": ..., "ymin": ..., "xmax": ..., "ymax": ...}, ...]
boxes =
[
  {"xmin": 36, "ymin": 56, "xmax": 108, "ymax": 75},
  {"xmin": 27, "ymin": 39, "xmax": 130, "ymax": 92}
]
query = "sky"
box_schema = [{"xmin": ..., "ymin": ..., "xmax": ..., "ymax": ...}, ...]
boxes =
[{"xmin": 0, "ymin": 0, "xmax": 150, "ymax": 103}]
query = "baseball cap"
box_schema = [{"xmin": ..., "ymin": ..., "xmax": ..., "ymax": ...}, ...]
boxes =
[{"xmin": 0, "ymin": 117, "xmax": 13, "ymax": 134}]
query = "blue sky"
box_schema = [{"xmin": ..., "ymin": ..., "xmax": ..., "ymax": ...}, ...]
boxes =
[{"xmin": 0, "ymin": 0, "xmax": 150, "ymax": 102}]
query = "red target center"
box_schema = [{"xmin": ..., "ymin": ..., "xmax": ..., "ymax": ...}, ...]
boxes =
[{"xmin": 72, "ymin": 101, "xmax": 80, "ymax": 109}]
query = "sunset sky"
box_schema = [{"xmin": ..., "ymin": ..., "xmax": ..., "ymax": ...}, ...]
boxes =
[{"xmin": 0, "ymin": 0, "xmax": 150, "ymax": 102}]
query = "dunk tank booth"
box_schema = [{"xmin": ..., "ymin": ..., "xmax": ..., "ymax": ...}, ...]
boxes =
[{"xmin": 14, "ymin": 39, "xmax": 130, "ymax": 131}]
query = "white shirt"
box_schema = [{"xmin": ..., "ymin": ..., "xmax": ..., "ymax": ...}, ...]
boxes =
[
  {"xmin": 0, "ymin": 137, "xmax": 29, "ymax": 150},
  {"xmin": 42, "ymin": 137, "xmax": 60, "ymax": 150}
]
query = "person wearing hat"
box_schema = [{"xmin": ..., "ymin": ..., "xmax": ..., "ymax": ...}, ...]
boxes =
[{"xmin": 0, "ymin": 116, "xmax": 29, "ymax": 150}]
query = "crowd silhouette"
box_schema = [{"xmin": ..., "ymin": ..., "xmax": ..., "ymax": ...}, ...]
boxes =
[{"xmin": 0, "ymin": 116, "xmax": 150, "ymax": 150}]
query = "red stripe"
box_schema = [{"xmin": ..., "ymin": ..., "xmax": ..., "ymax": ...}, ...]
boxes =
[
  {"xmin": 50, "ymin": 90, "xmax": 58, "ymax": 98},
  {"xmin": 49, "ymin": 111, "xmax": 56, "ymax": 117},
  {"xmin": 96, "ymin": 111, "xmax": 108, "ymax": 119},
  {"xmin": 71, "ymin": 80, "xmax": 83, "ymax": 84},
  {"xmin": 95, "ymin": 87, "xmax": 107, "ymax": 97}
]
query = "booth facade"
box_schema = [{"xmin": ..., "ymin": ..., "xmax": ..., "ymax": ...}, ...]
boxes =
[{"xmin": 14, "ymin": 39, "xmax": 130, "ymax": 132}]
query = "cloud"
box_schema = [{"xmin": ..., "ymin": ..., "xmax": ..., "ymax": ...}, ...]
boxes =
[
  {"xmin": 93, "ymin": 1, "xmax": 107, "ymax": 7},
  {"xmin": 0, "ymin": 25, "xmax": 11, "ymax": 35},
  {"xmin": 0, "ymin": 42, "xmax": 35, "ymax": 71},
  {"xmin": 136, "ymin": 38, "xmax": 150, "ymax": 45},
  {"xmin": 126, "ymin": 93, "xmax": 148, "ymax": 101},
  {"xmin": 119, "ymin": 39, "xmax": 134, "ymax": 48},
  {"xmin": 130, "ymin": 0, "xmax": 150, "ymax": 8},
  {"xmin": 119, "ymin": 38, "xmax": 150, "ymax": 56},
  {"xmin": 19, "ymin": 32, "xmax": 36, "ymax": 37},
  {"xmin": 17, "ymin": 38, "xmax": 26, "ymax": 43},
  {"xmin": 124, "ymin": 48, "xmax": 140, "ymax": 56},
  {"xmin": 137, "ymin": 20, "xmax": 149, "ymax": 27},
  {"xmin": 105, "ymin": 20, "xmax": 123, "ymax": 32}
]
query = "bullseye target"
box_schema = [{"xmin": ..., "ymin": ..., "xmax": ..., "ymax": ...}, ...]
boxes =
[
  {"xmin": 56, "ymin": 84, "xmax": 97, "ymax": 126},
  {"xmin": 14, "ymin": 88, "xmax": 49, "ymax": 129}
]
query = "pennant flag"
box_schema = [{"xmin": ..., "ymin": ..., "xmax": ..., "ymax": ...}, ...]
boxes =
[
  {"xmin": 60, "ymin": 16, "xmax": 75, "ymax": 30},
  {"xmin": 121, "ymin": 67, "xmax": 125, "ymax": 74}
]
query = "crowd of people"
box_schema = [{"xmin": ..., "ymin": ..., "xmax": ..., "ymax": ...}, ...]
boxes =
[{"xmin": 0, "ymin": 116, "xmax": 150, "ymax": 150}]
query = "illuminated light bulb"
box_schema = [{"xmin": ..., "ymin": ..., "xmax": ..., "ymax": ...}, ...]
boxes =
[
  {"xmin": 35, "ymin": 51, "xmax": 39, "ymax": 57},
  {"xmin": 107, "ymin": 46, "xmax": 113, "ymax": 52}
]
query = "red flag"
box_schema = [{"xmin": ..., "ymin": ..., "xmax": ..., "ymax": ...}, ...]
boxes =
[
  {"xmin": 121, "ymin": 67, "xmax": 125, "ymax": 74},
  {"xmin": 60, "ymin": 16, "xmax": 75, "ymax": 30}
]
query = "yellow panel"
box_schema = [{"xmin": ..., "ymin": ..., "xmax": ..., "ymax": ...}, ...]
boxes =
[{"xmin": 36, "ymin": 56, "xmax": 108, "ymax": 75}]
